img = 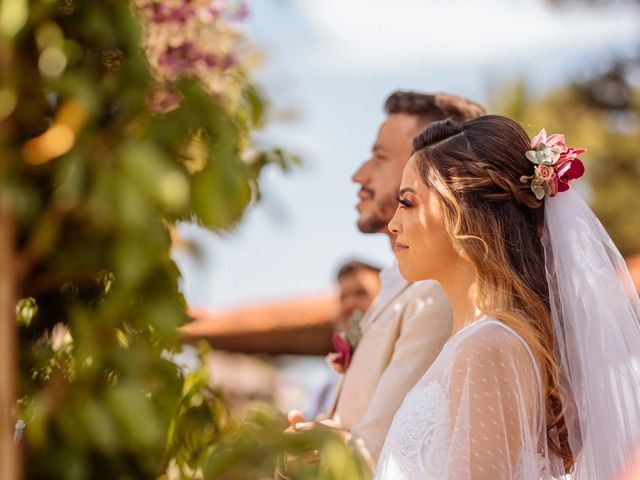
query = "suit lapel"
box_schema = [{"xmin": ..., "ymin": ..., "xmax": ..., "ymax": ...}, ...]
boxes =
[
  {"xmin": 328, "ymin": 279, "xmax": 412, "ymax": 417},
  {"xmin": 328, "ymin": 374, "xmax": 344, "ymax": 417},
  {"xmin": 360, "ymin": 279, "xmax": 411, "ymax": 332}
]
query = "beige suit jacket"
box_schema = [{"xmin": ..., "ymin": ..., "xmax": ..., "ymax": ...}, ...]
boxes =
[{"xmin": 330, "ymin": 265, "xmax": 452, "ymax": 467}]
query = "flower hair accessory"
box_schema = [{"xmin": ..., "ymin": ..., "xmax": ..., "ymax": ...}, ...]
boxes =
[{"xmin": 519, "ymin": 129, "xmax": 586, "ymax": 200}]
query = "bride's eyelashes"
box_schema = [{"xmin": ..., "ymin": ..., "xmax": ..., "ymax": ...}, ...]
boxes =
[{"xmin": 397, "ymin": 196, "xmax": 414, "ymax": 208}]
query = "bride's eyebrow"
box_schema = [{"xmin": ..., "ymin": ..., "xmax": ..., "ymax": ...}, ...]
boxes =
[{"xmin": 399, "ymin": 187, "xmax": 417, "ymax": 195}]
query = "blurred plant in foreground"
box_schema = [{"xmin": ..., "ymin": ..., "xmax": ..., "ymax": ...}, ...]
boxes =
[{"xmin": 0, "ymin": 1, "xmax": 357, "ymax": 479}]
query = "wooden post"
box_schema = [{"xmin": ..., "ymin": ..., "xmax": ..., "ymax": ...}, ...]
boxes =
[{"xmin": 0, "ymin": 191, "xmax": 19, "ymax": 480}]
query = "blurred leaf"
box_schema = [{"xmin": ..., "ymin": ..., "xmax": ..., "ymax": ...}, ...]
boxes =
[
  {"xmin": 0, "ymin": 0, "xmax": 28, "ymax": 38},
  {"xmin": 242, "ymin": 83, "xmax": 265, "ymax": 129},
  {"xmin": 7, "ymin": 2, "xmax": 310, "ymax": 479},
  {"xmin": 192, "ymin": 148, "xmax": 252, "ymax": 230},
  {"xmin": 106, "ymin": 382, "xmax": 164, "ymax": 449},
  {"xmin": 16, "ymin": 297, "xmax": 39, "ymax": 326}
]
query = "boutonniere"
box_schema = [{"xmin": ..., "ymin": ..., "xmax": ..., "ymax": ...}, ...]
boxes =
[{"xmin": 326, "ymin": 310, "xmax": 363, "ymax": 374}]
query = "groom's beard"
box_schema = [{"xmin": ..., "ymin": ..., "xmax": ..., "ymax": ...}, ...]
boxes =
[{"xmin": 357, "ymin": 192, "xmax": 398, "ymax": 234}]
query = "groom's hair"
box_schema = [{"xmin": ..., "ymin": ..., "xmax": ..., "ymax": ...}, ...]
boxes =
[{"xmin": 384, "ymin": 91, "xmax": 486, "ymax": 129}]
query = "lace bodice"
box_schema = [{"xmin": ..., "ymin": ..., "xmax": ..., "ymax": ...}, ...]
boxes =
[
  {"xmin": 375, "ymin": 319, "xmax": 550, "ymax": 479},
  {"xmin": 379, "ymin": 380, "xmax": 449, "ymax": 478}
]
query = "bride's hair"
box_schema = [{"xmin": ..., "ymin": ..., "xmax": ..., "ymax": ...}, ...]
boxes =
[{"xmin": 411, "ymin": 114, "xmax": 574, "ymax": 471}]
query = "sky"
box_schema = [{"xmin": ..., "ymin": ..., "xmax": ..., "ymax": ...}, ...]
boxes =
[{"xmin": 174, "ymin": 0, "xmax": 640, "ymax": 310}]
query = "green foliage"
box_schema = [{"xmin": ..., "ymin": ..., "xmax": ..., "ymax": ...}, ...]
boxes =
[
  {"xmin": 202, "ymin": 407, "xmax": 366, "ymax": 480},
  {"xmin": 1, "ymin": 1, "xmax": 359, "ymax": 479},
  {"xmin": 494, "ymin": 59, "xmax": 640, "ymax": 256}
]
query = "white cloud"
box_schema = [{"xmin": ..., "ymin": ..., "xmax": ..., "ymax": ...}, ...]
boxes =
[{"xmin": 294, "ymin": 0, "xmax": 640, "ymax": 73}]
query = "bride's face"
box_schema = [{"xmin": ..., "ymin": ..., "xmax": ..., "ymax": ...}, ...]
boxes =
[{"xmin": 388, "ymin": 156, "xmax": 459, "ymax": 282}]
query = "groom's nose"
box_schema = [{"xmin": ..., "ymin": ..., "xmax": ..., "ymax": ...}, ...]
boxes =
[{"xmin": 352, "ymin": 158, "xmax": 372, "ymax": 185}]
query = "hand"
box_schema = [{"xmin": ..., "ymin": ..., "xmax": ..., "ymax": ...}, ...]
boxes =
[
  {"xmin": 279, "ymin": 410, "xmax": 320, "ymax": 478},
  {"xmin": 292, "ymin": 418, "xmax": 342, "ymax": 432},
  {"xmin": 286, "ymin": 410, "xmax": 343, "ymax": 433},
  {"xmin": 285, "ymin": 409, "xmax": 306, "ymax": 433},
  {"xmin": 279, "ymin": 412, "xmax": 349, "ymax": 478}
]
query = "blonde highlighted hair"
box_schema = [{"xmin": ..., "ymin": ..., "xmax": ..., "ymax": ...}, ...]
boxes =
[{"xmin": 411, "ymin": 115, "xmax": 574, "ymax": 471}]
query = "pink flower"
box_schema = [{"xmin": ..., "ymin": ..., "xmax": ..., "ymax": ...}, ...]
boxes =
[
  {"xmin": 531, "ymin": 128, "xmax": 567, "ymax": 153},
  {"xmin": 535, "ymin": 165, "xmax": 555, "ymax": 181},
  {"xmin": 534, "ymin": 164, "xmax": 558, "ymax": 196},
  {"xmin": 234, "ymin": 2, "xmax": 249, "ymax": 20},
  {"xmin": 558, "ymin": 147, "xmax": 586, "ymax": 165},
  {"xmin": 326, "ymin": 353, "xmax": 345, "ymax": 374},
  {"xmin": 141, "ymin": 3, "xmax": 195, "ymax": 24},
  {"xmin": 148, "ymin": 87, "xmax": 182, "ymax": 113},
  {"xmin": 526, "ymin": 129, "xmax": 587, "ymax": 198},
  {"xmin": 327, "ymin": 333, "xmax": 352, "ymax": 373},
  {"xmin": 555, "ymin": 147, "xmax": 586, "ymax": 192}
]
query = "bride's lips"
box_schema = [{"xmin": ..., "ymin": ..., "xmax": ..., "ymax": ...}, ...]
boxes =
[{"xmin": 394, "ymin": 241, "xmax": 408, "ymax": 253}]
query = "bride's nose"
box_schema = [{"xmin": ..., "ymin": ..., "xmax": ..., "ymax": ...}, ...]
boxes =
[{"xmin": 388, "ymin": 208, "xmax": 401, "ymax": 235}]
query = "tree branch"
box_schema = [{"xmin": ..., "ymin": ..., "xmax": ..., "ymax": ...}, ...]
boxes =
[{"xmin": 0, "ymin": 191, "xmax": 20, "ymax": 480}]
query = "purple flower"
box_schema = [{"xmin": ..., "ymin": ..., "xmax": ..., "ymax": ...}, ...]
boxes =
[{"xmin": 142, "ymin": 2, "xmax": 195, "ymax": 24}]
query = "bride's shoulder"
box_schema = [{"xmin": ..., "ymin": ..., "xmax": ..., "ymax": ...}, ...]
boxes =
[{"xmin": 448, "ymin": 319, "xmax": 536, "ymax": 371}]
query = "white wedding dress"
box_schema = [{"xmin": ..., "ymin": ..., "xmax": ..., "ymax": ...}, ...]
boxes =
[
  {"xmin": 375, "ymin": 190, "xmax": 640, "ymax": 479},
  {"xmin": 375, "ymin": 318, "xmax": 551, "ymax": 479}
]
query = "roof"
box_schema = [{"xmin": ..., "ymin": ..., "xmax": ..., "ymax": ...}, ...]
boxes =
[{"xmin": 180, "ymin": 294, "xmax": 339, "ymax": 355}]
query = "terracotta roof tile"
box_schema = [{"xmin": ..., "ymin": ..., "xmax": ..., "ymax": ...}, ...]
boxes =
[{"xmin": 180, "ymin": 294, "xmax": 339, "ymax": 355}]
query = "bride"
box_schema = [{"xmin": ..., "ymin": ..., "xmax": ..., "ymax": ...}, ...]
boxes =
[{"xmin": 374, "ymin": 115, "xmax": 640, "ymax": 479}]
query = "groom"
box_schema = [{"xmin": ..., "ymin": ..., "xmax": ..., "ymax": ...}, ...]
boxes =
[{"xmin": 291, "ymin": 91, "xmax": 485, "ymax": 469}]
